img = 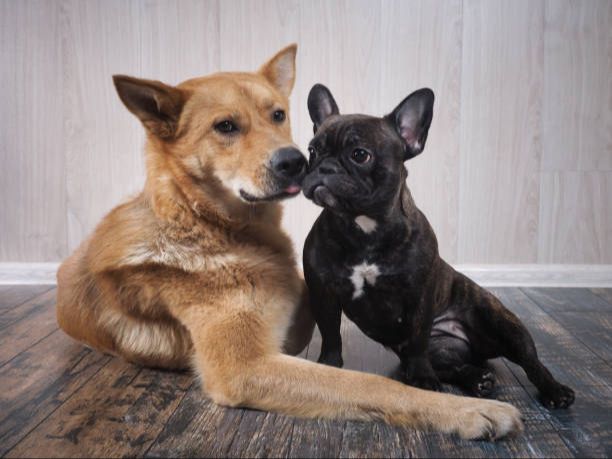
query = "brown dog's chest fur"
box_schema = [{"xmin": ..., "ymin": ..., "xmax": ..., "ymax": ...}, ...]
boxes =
[{"xmin": 57, "ymin": 160, "xmax": 302, "ymax": 368}]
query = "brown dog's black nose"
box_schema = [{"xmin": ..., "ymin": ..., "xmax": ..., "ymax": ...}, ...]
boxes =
[{"xmin": 271, "ymin": 147, "xmax": 306, "ymax": 179}]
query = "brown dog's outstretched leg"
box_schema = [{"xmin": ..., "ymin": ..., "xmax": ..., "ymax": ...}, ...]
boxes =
[{"xmin": 170, "ymin": 294, "xmax": 523, "ymax": 440}]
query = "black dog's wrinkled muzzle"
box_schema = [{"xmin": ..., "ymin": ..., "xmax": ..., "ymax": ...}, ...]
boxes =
[{"xmin": 303, "ymin": 159, "xmax": 361, "ymax": 210}]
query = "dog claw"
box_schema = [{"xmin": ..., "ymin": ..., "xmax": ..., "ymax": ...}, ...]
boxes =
[
  {"xmin": 540, "ymin": 383, "xmax": 575, "ymax": 409},
  {"xmin": 473, "ymin": 371, "xmax": 495, "ymax": 398}
]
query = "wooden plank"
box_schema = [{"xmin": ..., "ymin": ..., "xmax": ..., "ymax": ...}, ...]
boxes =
[
  {"xmin": 0, "ymin": 289, "xmax": 58, "ymax": 366},
  {"xmin": 339, "ymin": 421, "xmax": 411, "ymax": 458},
  {"xmin": 7, "ymin": 358, "xmax": 193, "ymax": 458},
  {"xmin": 140, "ymin": 0, "xmax": 220, "ymax": 85},
  {"xmin": 519, "ymin": 384, "xmax": 612, "ymax": 457},
  {"xmin": 0, "ymin": 285, "xmax": 53, "ymax": 312},
  {"xmin": 542, "ymin": 0, "xmax": 612, "ymax": 173},
  {"xmin": 0, "ymin": 0, "xmax": 68, "ymax": 261},
  {"xmin": 515, "ymin": 288, "xmax": 612, "ymax": 376},
  {"xmin": 287, "ymin": 0, "xmax": 386, "ymax": 265},
  {"xmin": 226, "ymin": 410, "xmax": 294, "ymax": 458},
  {"xmin": 538, "ymin": 172, "xmax": 612, "ymax": 263},
  {"xmin": 0, "ymin": 330, "xmax": 110, "ymax": 456},
  {"xmin": 438, "ymin": 385, "xmax": 571, "ymax": 458},
  {"xmin": 545, "ymin": 311, "xmax": 612, "ymax": 361},
  {"xmin": 0, "ymin": 288, "xmax": 57, "ymax": 329},
  {"xmin": 591, "ymin": 288, "xmax": 612, "ymax": 306},
  {"xmin": 379, "ymin": 0, "xmax": 463, "ymax": 263},
  {"xmin": 458, "ymin": 0, "xmax": 543, "ymax": 263},
  {"xmin": 521, "ymin": 287, "xmax": 612, "ymax": 313},
  {"xmin": 474, "ymin": 288, "xmax": 612, "ymax": 388},
  {"xmin": 62, "ymin": 0, "xmax": 147, "ymax": 252},
  {"xmin": 352, "ymin": 385, "xmax": 574, "ymax": 458},
  {"xmin": 145, "ymin": 385, "xmax": 246, "ymax": 458},
  {"xmin": 288, "ymin": 417, "xmax": 344, "ymax": 458},
  {"xmin": 490, "ymin": 287, "xmax": 551, "ymax": 320}
]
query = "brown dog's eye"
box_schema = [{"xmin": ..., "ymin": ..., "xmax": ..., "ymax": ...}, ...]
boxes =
[
  {"xmin": 215, "ymin": 120, "xmax": 238, "ymax": 134},
  {"xmin": 351, "ymin": 148, "xmax": 371, "ymax": 164},
  {"xmin": 272, "ymin": 110, "xmax": 286, "ymax": 123}
]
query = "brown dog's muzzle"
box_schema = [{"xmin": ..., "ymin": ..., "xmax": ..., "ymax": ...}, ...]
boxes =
[{"xmin": 270, "ymin": 147, "xmax": 307, "ymax": 184}]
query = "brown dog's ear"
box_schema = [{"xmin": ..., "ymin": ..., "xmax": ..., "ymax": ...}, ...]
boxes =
[
  {"xmin": 385, "ymin": 88, "xmax": 434, "ymax": 160},
  {"xmin": 258, "ymin": 44, "xmax": 297, "ymax": 97},
  {"xmin": 113, "ymin": 75, "xmax": 185, "ymax": 139}
]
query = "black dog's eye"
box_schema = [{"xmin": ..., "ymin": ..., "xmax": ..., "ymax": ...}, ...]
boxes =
[
  {"xmin": 215, "ymin": 120, "xmax": 238, "ymax": 134},
  {"xmin": 308, "ymin": 146, "xmax": 317, "ymax": 162},
  {"xmin": 272, "ymin": 110, "xmax": 286, "ymax": 123},
  {"xmin": 351, "ymin": 148, "xmax": 371, "ymax": 164}
]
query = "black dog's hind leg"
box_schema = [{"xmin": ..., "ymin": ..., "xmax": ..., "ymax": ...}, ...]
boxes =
[
  {"xmin": 459, "ymin": 278, "xmax": 575, "ymax": 409},
  {"xmin": 396, "ymin": 351, "xmax": 442, "ymax": 392},
  {"xmin": 428, "ymin": 335, "xmax": 495, "ymax": 397}
]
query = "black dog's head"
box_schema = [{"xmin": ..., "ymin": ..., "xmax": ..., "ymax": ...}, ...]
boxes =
[{"xmin": 302, "ymin": 84, "xmax": 434, "ymax": 217}]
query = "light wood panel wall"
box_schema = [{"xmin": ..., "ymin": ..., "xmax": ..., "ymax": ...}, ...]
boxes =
[{"xmin": 1, "ymin": 0, "xmax": 610, "ymax": 264}]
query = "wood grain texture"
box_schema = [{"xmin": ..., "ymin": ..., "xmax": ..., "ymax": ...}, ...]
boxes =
[
  {"xmin": 0, "ymin": 0, "xmax": 67, "ymax": 261},
  {"xmin": 1, "ymin": 286, "xmax": 611, "ymax": 457},
  {"xmin": 542, "ymin": 0, "xmax": 612, "ymax": 173},
  {"xmin": 591, "ymin": 288, "xmax": 612, "ymax": 305},
  {"xmin": 284, "ymin": 0, "xmax": 387, "ymax": 261},
  {"xmin": 62, "ymin": 0, "xmax": 147, "ymax": 252},
  {"xmin": 6, "ymin": 360, "xmax": 193, "ymax": 458},
  {"xmin": 538, "ymin": 172, "xmax": 612, "ymax": 263},
  {"xmin": 0, "ymin": 288, "xmax": 58, "ymax": 366},
  {"xmin": 380, "ymin": 0, "xmax": 463, "ymax": 263},
  {"xmin": 0, "ymin": 285, "xmax": 52, "ymax": 311},
  {"xmin": 0, "ymin": 330, "xmax": 111, "ymax": 456},
  {"xmin": 1, "ymin": 0, "xmax": 611, "ymax": 265},
  {"xmin": 458, "ymin": 0, "xmax": 543, "ymax": 263}
]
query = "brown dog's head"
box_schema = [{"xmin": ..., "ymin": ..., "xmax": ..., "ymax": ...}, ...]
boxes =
[{"xmin": 113, "ymin": 44, "xmax": 306, "ymax": 204}]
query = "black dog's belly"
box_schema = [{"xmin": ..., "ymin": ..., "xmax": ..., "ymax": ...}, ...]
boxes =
[
  {"xmin": 430, "ymin": 311, "xmax": 470, "ymax": 344},
  {"xmin": 344, "ymin": 298, "xmax": 409, "ymax": 346},
  {"xmin": 338, "ymin": 276, "xmax": 417, "ymax": 346}
]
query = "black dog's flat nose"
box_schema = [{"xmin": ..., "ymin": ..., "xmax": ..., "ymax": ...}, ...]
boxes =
[
  {"xmin": 318, "ymin": 159, "xmax": 343, "ymax": 175},
  {"xmin": 271, "ymin": 147, "xmax": 306, "ymax": 178}
]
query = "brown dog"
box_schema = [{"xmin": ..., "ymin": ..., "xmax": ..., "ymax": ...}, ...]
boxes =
[{"xmin": 56, "ymin": 45, "xmax": 522, "ymax": 440}]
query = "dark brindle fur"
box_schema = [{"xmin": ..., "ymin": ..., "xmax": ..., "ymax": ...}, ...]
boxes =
[{"xmin": 302, "ymin": 84, "xmax": 575, "ymax": 409}]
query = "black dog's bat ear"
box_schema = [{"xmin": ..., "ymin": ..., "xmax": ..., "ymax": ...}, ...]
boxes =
[
  {"xmin": 308, "ymin": 84, "xmax": 339, "ymax": 133},
  {"xmin": 385, "ymin": 88, "xmax": 434, "ymax": 160}
]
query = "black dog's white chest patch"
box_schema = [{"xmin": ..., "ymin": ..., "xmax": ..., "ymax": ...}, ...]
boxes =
[{"xmin": 348, "ymin": 261, "xmax": 380, "ymax": 299}]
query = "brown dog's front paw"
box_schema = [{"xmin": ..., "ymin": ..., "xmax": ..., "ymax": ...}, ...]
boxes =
[
  {"xmin": 453, "ymin": 399, "xmax": 523, "ymax": 441},
  {"xmin": 540, "ymin": 383, "xmax": 575, "ymax": 409}
]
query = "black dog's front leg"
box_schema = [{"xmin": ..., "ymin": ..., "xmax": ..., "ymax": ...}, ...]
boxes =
[
  {"xmin": 395, "ymin": 342, "xmax": 441, "ymax": 392},
  {"xmin": 315, "ymin": 299, "xmax": 343, "ymax": 367},
  {"xmin": 305, "ymin": 272, "xmax": 344, "ymax": 368}
]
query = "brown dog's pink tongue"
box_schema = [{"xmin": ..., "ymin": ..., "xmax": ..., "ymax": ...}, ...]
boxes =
[{"xmin": 286, "ymin": 185, "xmax": 301, "ymax": 194}]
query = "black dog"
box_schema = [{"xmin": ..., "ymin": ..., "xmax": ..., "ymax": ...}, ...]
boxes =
[{"xmin": 302, "ymin": 84, "xmax": 574, "ymax": 408}]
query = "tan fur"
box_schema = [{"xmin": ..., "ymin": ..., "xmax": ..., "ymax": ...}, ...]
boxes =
[{"xmin": 56, "ymin": 44, "xmax": 523, "ymax": 439}]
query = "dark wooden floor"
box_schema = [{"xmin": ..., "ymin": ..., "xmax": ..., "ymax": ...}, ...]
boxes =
[{"xmin": 0, "ymin": 286, "xmax": 610, "ymax": 458}]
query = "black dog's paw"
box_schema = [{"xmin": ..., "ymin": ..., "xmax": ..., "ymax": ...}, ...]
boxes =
[
  {"xmin": 318, "ymin": 352, "xmax": 343, "ymax": 368},
  {"xmin": 540, "ymin": 383, "xmax": 575, "ymax": 409},
  {"xmin": 471, "ymin": 371, "xmax": 496, "ymax": 398}
]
